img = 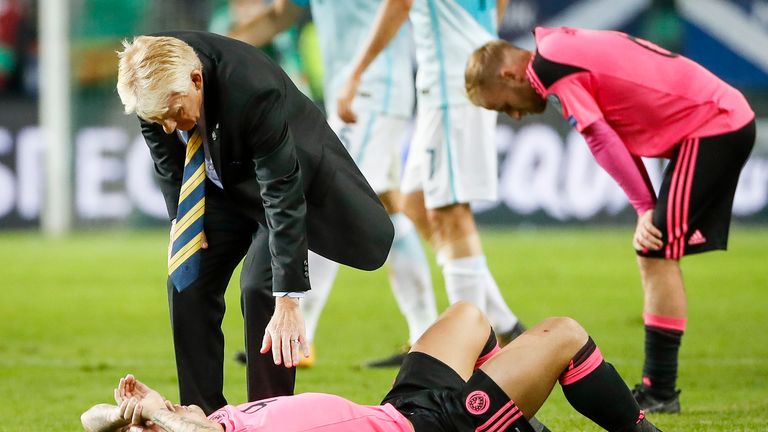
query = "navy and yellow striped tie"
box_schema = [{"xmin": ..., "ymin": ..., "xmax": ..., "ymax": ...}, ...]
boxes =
[{"xmin": 169, "ymin": 127, "xmax": 206, "ymax": 291}]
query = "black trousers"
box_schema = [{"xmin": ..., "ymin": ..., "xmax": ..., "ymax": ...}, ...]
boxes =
[{"xmin": 167, "ymin": 180, "xmax": 295, "ymax": 415}]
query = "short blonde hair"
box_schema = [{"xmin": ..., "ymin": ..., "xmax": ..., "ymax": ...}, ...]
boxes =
[
  {"xmin": 116, "ymin": 36, "xmax": 203, "ymax": 120},
  {"xmin": 465, "ymin": 40, "xmax": 515, "ymax": 106}
]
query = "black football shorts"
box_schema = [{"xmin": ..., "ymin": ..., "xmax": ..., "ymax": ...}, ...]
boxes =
[
  {"xmin": 639, "ymin": 119, "xmax": 755, "ymax": 259},
  {"xmin": 382, "ymin": 351, "xmax": 535, "ymax": 432}
]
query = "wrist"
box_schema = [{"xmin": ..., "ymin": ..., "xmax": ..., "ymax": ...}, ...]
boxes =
[{"xmin": 275, "ymin": 295, "xmax": 300, "ymax": 308}]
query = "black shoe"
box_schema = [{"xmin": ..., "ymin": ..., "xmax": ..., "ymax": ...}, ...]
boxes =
[
  {"xmin": 497, "ymin": 321, "xmax": 526, "ymax": 347},
  {"xmin": 616, "ymin": 417, "xmax": 663, "ymax": 432},
  {"xmin": 637, "ymin": 418, "xmax": 663, "ymax": 432},
  {"xmin": 234, "ymin": 351, "xmax": 247, "ymax": 365},
  {"xmin": 632, "ymin": 384, "xmax": 681, "ymax": 413},
  {"xmin": 365, "ymin": 348, "xmax": 409, "ymax": 368}
]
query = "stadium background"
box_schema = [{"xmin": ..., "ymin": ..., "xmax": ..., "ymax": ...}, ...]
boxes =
[{"xmin": 0, "ymin": 1, "xmax": 766, "ymax": 431}]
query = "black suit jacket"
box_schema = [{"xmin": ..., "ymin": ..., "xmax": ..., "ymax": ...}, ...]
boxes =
[{"xmin": 139, "ymin": 31, "xmax": 393, "ymax": 293}]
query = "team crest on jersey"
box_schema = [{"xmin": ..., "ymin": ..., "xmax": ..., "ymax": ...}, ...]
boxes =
[
  {"xmin": 547, "ymin": 94, "xmax": 563, "ymax": 115},
  {"xmin": 465, "ymin": 390, "xmax": 490, "ymax": 415}
]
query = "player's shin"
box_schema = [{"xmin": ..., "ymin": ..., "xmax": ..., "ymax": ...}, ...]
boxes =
[{"xmin": 560, "ymin": 337, "xmax": 647, "ymax": 432}]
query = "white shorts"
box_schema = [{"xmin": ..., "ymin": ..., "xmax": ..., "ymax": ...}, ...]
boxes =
[
  {"xmin": 328, "ymin": 112, "xmax": 410, "ymax": 195},
  {"xmin": 401, "ymin": 104, "xmax": 498, "ymax": 209}
]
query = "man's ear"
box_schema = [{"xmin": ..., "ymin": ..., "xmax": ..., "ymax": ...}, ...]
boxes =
[
  {"xmin": 191, "ymin": 69, "xmax": 203, "ymax": 90},
  {"xmin": 499, "ymin": 66, "xmax": 515, "ymax": 80}
]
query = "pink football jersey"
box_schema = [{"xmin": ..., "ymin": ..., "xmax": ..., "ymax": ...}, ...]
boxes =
[
  {"xmin": 526, "ymin": 26, "xmax": 754, "ymax": 158},
  {"xmin": 207, "ymin": 393, "xmax": 413, "ymax": 432}
]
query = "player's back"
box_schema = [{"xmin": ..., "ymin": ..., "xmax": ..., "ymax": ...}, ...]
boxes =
[
  {"xmin": 410, "ymin": 0, "xmax": 499, "ymax": 107},
  {"xmin": 208, "ymin": 393, "xmax": 413, "ymax": 432},
  {"xmin": 533, "ymin": 26, "xmax": 753, "ymax": 157},
  {"xmin": 295, "ymin": 0, "xmax": 414, "ymax": 117}
]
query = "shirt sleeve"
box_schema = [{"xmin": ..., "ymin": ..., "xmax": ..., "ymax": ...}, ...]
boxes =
[
  {"xmin": 582, "ymin": 119, "xmax": 656, "ymax": 215},
  {"xmin": 242, "ymin": 88, "xmax": 310, "ymax": 295},
  {"xmin": 549, "ymin": 76, "xmax": 604, "ymax": 132},
  {"xmin": 207, "ymin": 406, "xmax": 238, "ymax": 432},
  {"xmin": 287, "ymin": 0, "xmax": 309, "ymax": 7},
  {"xmin": 138, "ymin": 117, "xmax": 185, "ymax": 221}
]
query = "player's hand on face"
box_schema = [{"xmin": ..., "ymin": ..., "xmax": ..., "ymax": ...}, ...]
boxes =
[
  {"xmin": 633, "ymin": 209, "xmax": 663, "ymax": 252},
  {"xmin": 261, "ymin": 297, "xmax": 310, "ymax": 368},
  {"xmin": 117, "ymin": 397, "xmax": 144, "ymax": 425},
  {"xmin": 337, "ymin": 75, "xmax": 360, "ymax": 124},
  {"xmin": 116, "ymin": 374, "xmax": 168, "ymax": 420}
]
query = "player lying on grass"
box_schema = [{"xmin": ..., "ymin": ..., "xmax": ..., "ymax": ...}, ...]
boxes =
[{"xmin": 81, "ymin": 303, "xmax": 661, "ymax": 432}]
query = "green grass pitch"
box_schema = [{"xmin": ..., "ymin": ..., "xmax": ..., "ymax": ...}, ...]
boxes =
[{"xmin": 1, "ymin": 227, "xmax": 766, "ymax": 431}]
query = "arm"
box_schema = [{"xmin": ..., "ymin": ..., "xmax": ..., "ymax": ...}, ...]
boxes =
[
  {"xmin": 337, "ymin": 0, "xmax": 413, "ymax": 122},
  {"xmin": 243, "ymin": 88, "xmax": 310, "ymax": 367},
  {"xmin": 244, "ymin": 89, "xmax": 309, "ymax": 296},
  {"xmin": 139, "ymin": 118, "xmax": 184, "ymax": 220},
  {"xmin": 148, "ymin": 411, "xmax": 223, "ymax": 432},
  {"xmin": 581, "ymin": 119, "xmax": 656, "ymax": 215},
  {"xmin": 81, "ymin": 404, "xmax": 129, "ymax": 432},
  {"xmin": 582, "ymin": 119, "xmax": 662, "ymax": 251},
  {"xmin": 229, "ymin": 0, "xmax": 304, "ymax": 47},
  {"xmin": 497, "ymin": 0, "xmax": 508, "ymax": 28}
]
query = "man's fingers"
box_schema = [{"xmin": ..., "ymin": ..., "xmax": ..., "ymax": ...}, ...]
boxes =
[
  {"xmin": 281, "ymin": 334, "xmax": 293, "ymax": 367},
  {"xmin": 289, "ymin": 337, "xmax": 300, "ymax": 367},
  {"xmin": 272, "ymin": 334, "xmax": 283, "ymax": 365},
  {"xmin": 123, "ymin": 398, "xmax": 138, "ymax": 422},
  {"xmin": 260, "ymin": 331, "xmax": 272, "ymax": 355},
  {"xmin": 118, "ymin": 377, "xmax": 125, "ymax": 399},
  {"xmin": 201, "ymin": 231, "xmax": 208, "ymax": 249},
  {"xmin": 118, "ymin": 399, "xmax": 129, "ymax": 418},
  {"xmin": 132, "ymin": 402, "xmax": 143, "ymax": 425},
  {"xmin": 280, "ymin": 335, "xmax": 293, "ymax": 367}
]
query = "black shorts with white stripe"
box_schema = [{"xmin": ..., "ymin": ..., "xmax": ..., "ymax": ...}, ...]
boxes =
[{"xmin": 382, "ymin": 351, "xmax": 535, "ymax": 432}]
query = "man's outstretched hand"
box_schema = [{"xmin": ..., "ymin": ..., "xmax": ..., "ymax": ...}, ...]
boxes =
[{"xmin": 261, "ymin": 297, "xmax": 310, "ymax": 368}]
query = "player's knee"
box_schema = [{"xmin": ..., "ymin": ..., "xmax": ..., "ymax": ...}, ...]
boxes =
[
  {"xmin": 540, "ymin": 316, "xmax": 588, "ymax": 352},
  {"xmin": 446, "ymin": 301, "xmax": 489, "ymax": 331},
  {"xmin": 427, "ymin": 205, "xmax": 472, "ymax": 237}
]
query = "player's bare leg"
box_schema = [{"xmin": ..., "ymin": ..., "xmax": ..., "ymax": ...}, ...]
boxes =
[
  {"xmin": 480, "ymin": 317, "xmax": 589, "ymax": 416},
  {"xmin": 402, "ymin": 191, "xmax": 434, "ymax": 247},
  {"xmin": 633, "ymin": 256, "xmax": 686, "ymax": 412},
  {"xmin": 410, "ymin": 301, "xmax": 493, "ymax": 379},
  {"xmin": 413, "ymin": 303, "xmax": 659, "ymax": 432},
  {"xmin": 638, "ymin": 257, "xmax": 687, "ymax": 318}
]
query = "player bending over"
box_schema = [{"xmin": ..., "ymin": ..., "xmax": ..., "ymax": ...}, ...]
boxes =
[
  {"xmin": 82, "ymin": 303, "xmax": 661, "ymax": 432},
  {"xmin": 465, "ymin": 26, "xmax": 755, "ymax": 413}
]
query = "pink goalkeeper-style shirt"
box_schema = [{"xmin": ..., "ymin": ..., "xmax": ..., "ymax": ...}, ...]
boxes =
[
  {"xmin": 207, "ymin": 393, "xmax": 414, "ymax": 432},
  {"xmin": 526, "ymin": 26, "xmax": 754, "ymax": 214}
]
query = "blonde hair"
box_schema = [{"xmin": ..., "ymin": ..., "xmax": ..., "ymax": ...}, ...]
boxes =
[
  {"xmin": 465, "ymin": 40, "xmax": 517, "ymax": 105},
  {"xmin": 116, "ymin": 36, "xmax": 203, "ymax": 120}
]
